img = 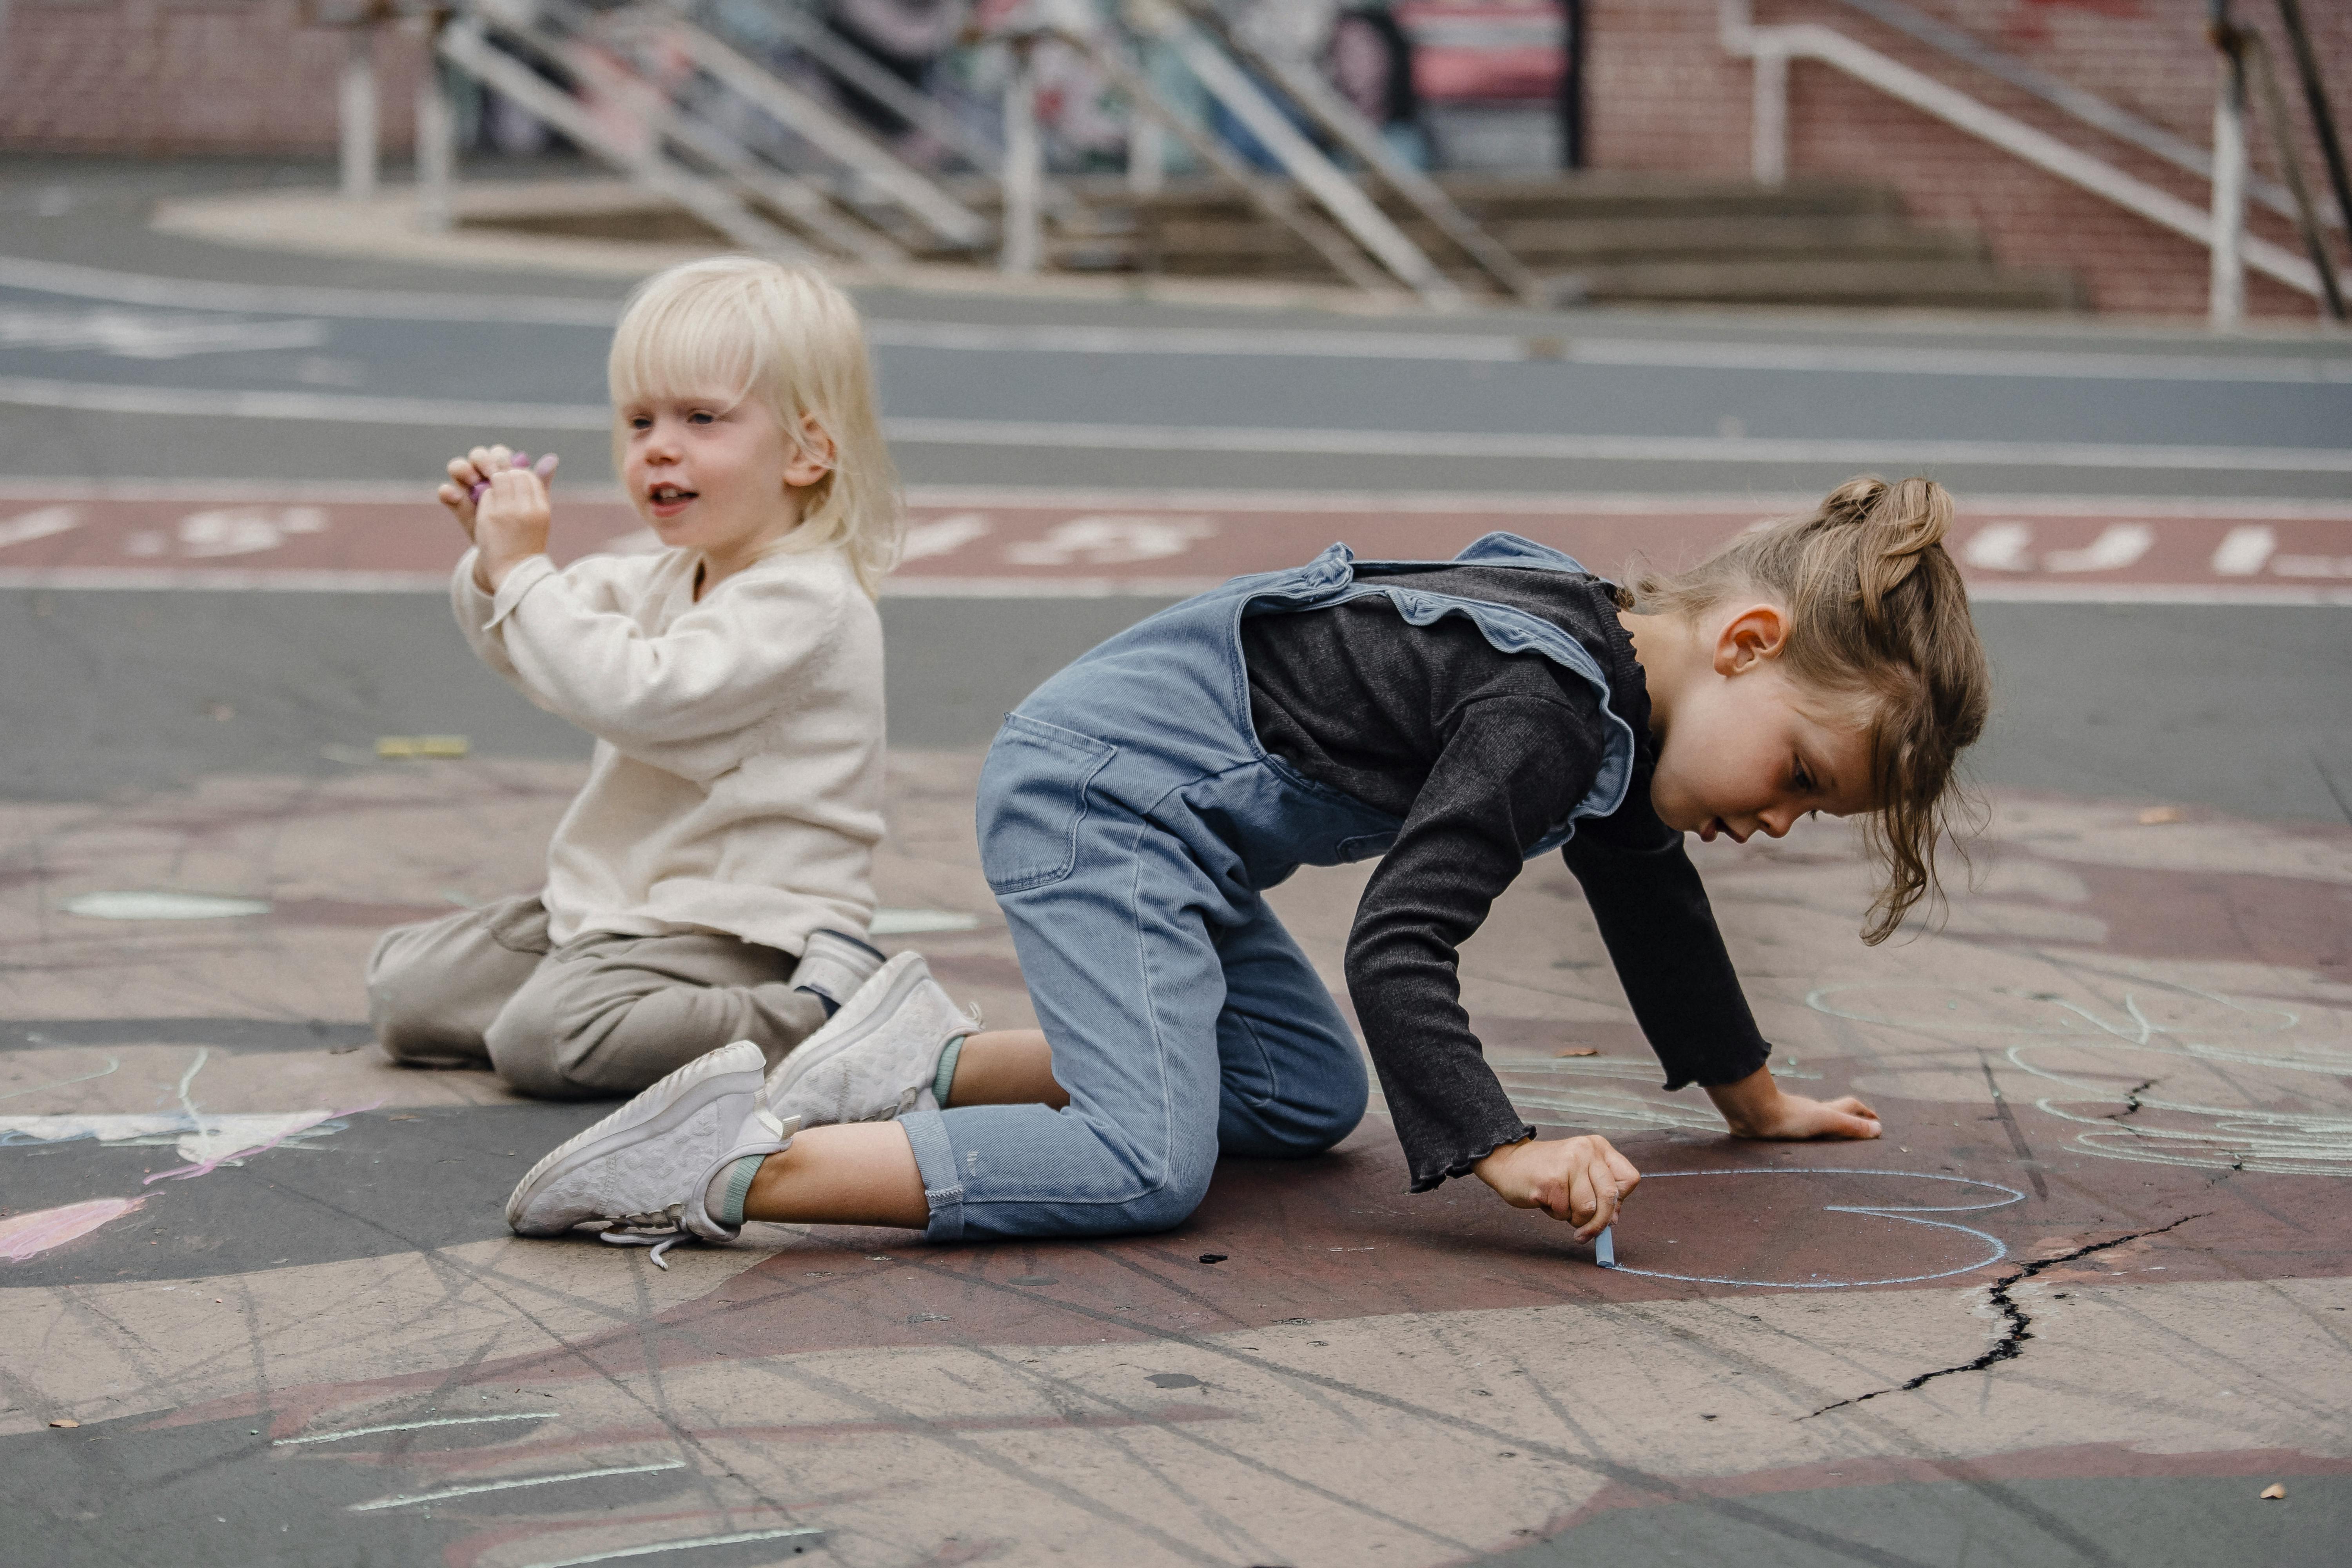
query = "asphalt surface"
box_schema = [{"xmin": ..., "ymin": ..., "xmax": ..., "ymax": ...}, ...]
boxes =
[{"xmin": 2, "ymin": 154, "xmax": 2348, "ymax": 1568}]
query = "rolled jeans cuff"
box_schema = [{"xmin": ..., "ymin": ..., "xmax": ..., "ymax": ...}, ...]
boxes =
[{"xmin": 900, "ymin": 1107, "xmax": 965, "ymax": 1243}]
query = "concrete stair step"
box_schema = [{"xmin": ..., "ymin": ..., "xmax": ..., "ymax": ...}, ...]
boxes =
[
  {"xmin": 1475, "ymin": 214, "xmax": 1984, "ymax": 265},
  {"xmin": 1561, "ymin": 257, "xmax": 2085, "ymax": 309}
]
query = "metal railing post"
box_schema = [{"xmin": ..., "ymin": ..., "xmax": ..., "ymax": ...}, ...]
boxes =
[
  {"xmin": 2210, "ymin": 9, "xmax": 2249, "ymax": 326},
  {"xmin": 414, "ymin": 32, "xmax": 457, "ymax": 233},
  {"xmin": 1752, "ymin": 40, "xmax": 1789, "ymax": 187},
  {"xmin": 339, "ymin": 27, "xmax": 379, "ymax": 201},
  {"xmin": 1001, "ymin": 38, "xmax": 1044, "ymax": 274}
]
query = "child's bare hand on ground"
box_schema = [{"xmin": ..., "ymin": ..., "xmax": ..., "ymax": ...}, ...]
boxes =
[
  {"xmin": 1474, "ymin": 1133, "xmax": 1641, "ymax": 1241},
  {"xmin": 1704, "ymin": 1063, "xmax": 1881, "ymax": 1141}
]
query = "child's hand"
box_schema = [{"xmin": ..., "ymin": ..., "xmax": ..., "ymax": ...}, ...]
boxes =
[
  {"xmin": 438, "ymin": 445, "xmax": 554, "ymax": 592},
  {"xmin": 436, "ymin": 443, "xmax": 515, "ymax": 542},
  {"xmin": 1704, "ymin": 1064, "xmax": 1882, "ymax": 1141},
  {"xmin": 1474, "ymin": 1133, "xmax": 1641, "ymax": 1242}
]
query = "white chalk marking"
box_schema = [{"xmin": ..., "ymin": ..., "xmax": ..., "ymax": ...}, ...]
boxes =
[
  {"xmin": 347, "ymin": 1459, "xmax": 685, "ymax": 1512},
  {"xmin": 62, "ymin": 891, "xmax": 272, "ymax": 920},
  {"xmin": 870, "ymin": 907, "xmax": 984, "ymax": 935},
  {"xmin": 1808, "ymin": 981, "xmax": 2352, "ymax": 1178},
  {"xmin": 1600, "ymin": 1169, "xmax": 2025, "ymax": 1289},
  {"xmin": 273, "ymin": 1411, "xmax": 557, "ymax": 1446},
  {"xmin": 0, "ymin": 1055, "xmax": 120, "ymax": 1104},
  {"xmin": 512, "ymin": 1526, "xmax": 827, "ymax": 1568}
]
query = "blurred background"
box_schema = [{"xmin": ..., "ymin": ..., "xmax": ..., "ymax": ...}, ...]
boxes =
[{"xmin": 0, "ymin": 0, "xmax": 2347, "ymax": 811}]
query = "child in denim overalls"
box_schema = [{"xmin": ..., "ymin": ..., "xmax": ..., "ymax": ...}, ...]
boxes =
[{"xmin": 505, "ymin": 477, "xmax": 1990, "ymax": 1258}]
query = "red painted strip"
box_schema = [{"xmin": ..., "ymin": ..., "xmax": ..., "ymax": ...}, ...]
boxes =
[{"xmin": 0, "ymin": 494, "xmax": 2345, "ymax": 595}]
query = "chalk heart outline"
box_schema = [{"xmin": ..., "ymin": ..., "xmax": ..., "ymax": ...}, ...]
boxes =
[{"xmin": 1610, "ymin": 1167, "xmax": 2025, "ymax": 1289}]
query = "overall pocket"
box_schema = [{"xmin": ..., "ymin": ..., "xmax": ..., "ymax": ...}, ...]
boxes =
[{"xmin": 978, "ymin": 713, "xmax": 1119, "ymax": 895}]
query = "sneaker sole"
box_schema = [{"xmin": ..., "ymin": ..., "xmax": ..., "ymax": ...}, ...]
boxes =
[
  {"xmin": 763, "ymin": 956, "xmax": 938, "ymax": 1111},
  {"xmin": 506, "ymin": 1040, "xmax": 764, "ymax": 1236}
]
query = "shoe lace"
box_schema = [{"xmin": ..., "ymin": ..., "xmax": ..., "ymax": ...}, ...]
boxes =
[{"xmin": 598, "ymin": 1205, "xmax": 689, "ymax": 1268}]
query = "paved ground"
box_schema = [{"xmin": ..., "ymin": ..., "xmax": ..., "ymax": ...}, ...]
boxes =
[{"xmin": 2, "ymin": 155, "xmax": 2348, "ymax": 1567}]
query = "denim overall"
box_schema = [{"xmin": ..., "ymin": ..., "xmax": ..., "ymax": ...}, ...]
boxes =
[{"xmin": 900, "ymin": 534, "xmax": 1639, "ymax": 1241}]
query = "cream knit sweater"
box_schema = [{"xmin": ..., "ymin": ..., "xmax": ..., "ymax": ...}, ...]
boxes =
[{"xmin": 452, "ymin": 544, "xmax": 884, "ymax": 954}]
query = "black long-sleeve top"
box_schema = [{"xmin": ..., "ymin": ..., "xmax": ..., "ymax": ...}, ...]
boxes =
[{"xmin": 1240, "ymin": 565, "xmax": 1772, "ymax": 1191}]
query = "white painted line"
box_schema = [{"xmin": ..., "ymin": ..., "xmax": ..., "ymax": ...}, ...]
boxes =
[
  {"xmin": 4, "ymin": 567, "xmax": 2344, "ymax": 604},
  {"xmin": 26, "ymin": 370, "xmax": 2281, "ymax": 468},
  {"xmin": 0, "ymin": 568, "xmax": 450, "ymax": 592},
  {"xmin": 1963, "ymin": 581, "xmax": 2352, "ymax": 604},
  {"xmin": 2213, "ymin": 525, "xmax": 2279, "ymax": 575},
  {"xmin": 513, "ymin": 1526, "xmax": 827, "ymax": 1568},
  {"xmin": 1, "ymin": 476, "xmax": 2347, "ymax": 521},
  {"xmin": 274, "ymin": 1411, "xmax": 558, "ymax": 1446},
  {"xmin": 0, "ymin": 254, "xmax": 623, "ymax": 326},
  {"xmin": 867, "ymin": 318, "xmax": 2352, "ymax": 382},
  {"xmin": 348, "ymin": 1459, "xmax": 685, "ymax": 1512},
  {"xmin": 0, "ymin": 376, "xmax": 609, "ymax": 429},
  {"xmin": 5, "ymin": 254, "xmax": 2347, "ymax": 382},
  {"xmin": 878, "ymin": 417, "xmax": 2352, "ymax": 474},
  {"xmin": 0, "ymin": 505, "xmax": 78, "ymax": 548},
  {"xmin": 20, "ymin": 377, "xmax": 2331, "ymax": 471}
]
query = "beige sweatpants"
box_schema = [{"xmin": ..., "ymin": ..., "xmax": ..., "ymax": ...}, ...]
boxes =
[{"xmin": 366, "ymin": 894, "xmax": 828, "ymax": 1100}]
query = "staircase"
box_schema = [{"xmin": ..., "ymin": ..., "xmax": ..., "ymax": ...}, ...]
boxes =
[{"xmin": 1087, "ymin": 172, "xmax": 2085, "ymax": 309}]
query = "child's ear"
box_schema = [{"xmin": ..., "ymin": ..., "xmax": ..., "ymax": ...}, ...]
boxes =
[
  {"xmin": 1713, "ymin": 603, "xmax": 1790, "ymax": 676},
  {"xmin": 783, "ymin": 414, "xmax": 838, "ymax": 490}
]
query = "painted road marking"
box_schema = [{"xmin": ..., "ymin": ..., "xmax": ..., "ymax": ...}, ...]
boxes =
[
  {"xmin": 0, "ymin": 488, "xmax": 2340, "ymax": 603},
  {"xmin": 2, "ymin": 370, "xmax": 2343, "ymax": 472},
  {"xmin": 9, "ymin": 254, "xmax": 2352, "ymax": 383}
]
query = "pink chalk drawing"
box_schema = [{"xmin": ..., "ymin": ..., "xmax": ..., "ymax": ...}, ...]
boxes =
[
  {"xmin": 0, "ymin": 1196, "xmax": 147, "ymax": 1262},
  {"xmin": 142, "ymin": 1101, "xmax": 383, "ymax": 1185}
]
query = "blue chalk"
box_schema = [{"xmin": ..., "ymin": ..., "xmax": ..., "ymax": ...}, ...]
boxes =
[{"xmin": 1594, "ymin": 1225, "xmax": 1615, "ymax": 1269}]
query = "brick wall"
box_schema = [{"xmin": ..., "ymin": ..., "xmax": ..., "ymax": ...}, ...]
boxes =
[
  {"xmin": 1583, "ymin": 0, "xmax": 2352, "ymax": 318},
  {"xmin": 0, "ymin": 0, "xmax": 427, "ymax": 154}
]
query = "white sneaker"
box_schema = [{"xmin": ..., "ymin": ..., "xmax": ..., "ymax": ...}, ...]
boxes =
[
  {"xmin": 764, "ymin": 951, "xmax": 973, "ymax": 1127},
  {"xmin": 505, "ymin": 1040, "xmax": 798, "ymax": 1258}
]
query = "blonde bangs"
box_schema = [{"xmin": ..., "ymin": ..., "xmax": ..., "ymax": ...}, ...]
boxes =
[
  {"xmin": 604, "ymin": 257, "xmax": 905, "ymax": 597},
  {"xmin": 608, "ymin": 270, "xmax": 768, "ymax": 413}
]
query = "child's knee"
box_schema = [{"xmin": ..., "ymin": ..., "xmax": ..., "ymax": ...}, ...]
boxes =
[
  {"xmin": 1220, "ymin": 1060, "xmax": 1368, "ymax": 1159},
  {"xmin": 1120, "ymin": 1164, "xmax": 1217, "ymax": 1234}
]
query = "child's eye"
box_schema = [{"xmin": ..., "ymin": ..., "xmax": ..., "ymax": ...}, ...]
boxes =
[
  {"xmin": 1793, "ymin": 758, "xmax": 1814, "ymax": 792},
  {"xmin": 687, "ymin": 410, "xmax": 715, "ymax": 425},
  {"xmin": 628, "ymin": 416, "xmax": 652, "ymax": 431}
]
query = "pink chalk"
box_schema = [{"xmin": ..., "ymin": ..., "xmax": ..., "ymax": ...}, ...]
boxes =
[
  {"xmin": 0, "ymin": 1196, "xmax": 145, "ymax": 1262},
  {"xmin": 467, "ymin": 451, "xmax": 559, "ymax": 503}
]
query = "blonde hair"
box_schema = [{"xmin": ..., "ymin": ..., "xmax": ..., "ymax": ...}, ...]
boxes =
[
  {"xmin": 608, "ymin": 256, "xmax": 902, "ymax": 596},
  {"xmin": 1632, "ymin": 475, "xmax": 1990, "ymax": 944}
]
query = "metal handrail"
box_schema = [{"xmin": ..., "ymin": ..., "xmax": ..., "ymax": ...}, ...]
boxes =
[
  {"xmin": 1126, "ymin": 4, "xmax": 1461, "ymax": 306},
  {"xmin": 1721, "ymin": 0, "xmax": 2346, "ymax": 304},
  {"xmin": 1185, "ymin": 2, "xmax": 1539, "ymax": 302},
  {"xmin": 437, "ymin": 16, "xmax": 811, "ymax": 258},
  {"xmin": 1829, "ymin": 0, "xmax": 2336, "ymax": 230}
]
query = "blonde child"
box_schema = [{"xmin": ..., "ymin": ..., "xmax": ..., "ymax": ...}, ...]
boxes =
[
  {"xmin": 504, "ymin": 476, "xmax": 1987, "ymax": 1252},
  {"xmin": 367, "ymin": 258, "xmax": 902, "ymax": 1100}
]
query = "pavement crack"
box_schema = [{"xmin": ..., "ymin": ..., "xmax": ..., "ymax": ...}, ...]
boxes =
[
  {"xmin": 1802, "ymin": 1212, "xmax": 2208, "ymax": 1419},
  {"xmin": 2103, "ymin": 1079, "xmax": 2156, "ymax": 1124}
]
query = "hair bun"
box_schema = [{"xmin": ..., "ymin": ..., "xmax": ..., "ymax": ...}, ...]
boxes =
[{"xmin": 1856, "ymin": 475, "xmax": 1953, "ymax": 618}]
